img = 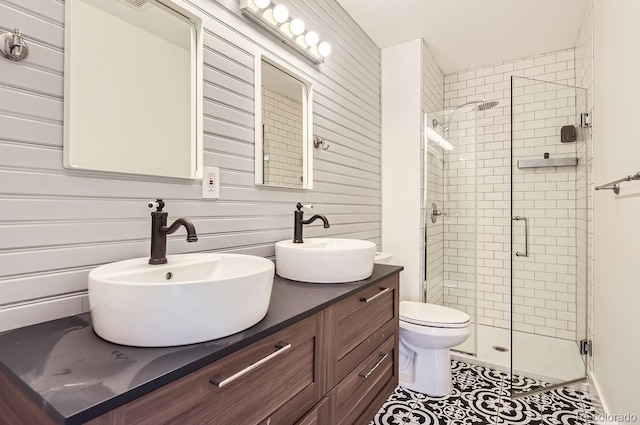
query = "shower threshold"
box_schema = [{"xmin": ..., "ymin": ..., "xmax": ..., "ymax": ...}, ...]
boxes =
[{"xmin": 451, "ymin": 324, "xmax": 587, "ymax": 389}]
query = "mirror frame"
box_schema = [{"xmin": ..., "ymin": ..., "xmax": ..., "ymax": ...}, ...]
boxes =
[
  {"xmin": 254, "ymin": 54, "xmax": 313, "ymax": 189},
  {"xmin": 62, "ymin": 0, "xmax": 204, "ymax": 179}
]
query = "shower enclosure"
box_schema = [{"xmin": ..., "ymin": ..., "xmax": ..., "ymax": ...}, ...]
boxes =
[{"xmin": 424, "ymin": 76, "xmax": 589, "ymax": 395}]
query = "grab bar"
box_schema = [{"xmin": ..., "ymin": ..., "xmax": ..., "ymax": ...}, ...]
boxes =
[
  {"xmin": 512, "ymin": 216, "xmax": 529, "ymax": 257},
  {"xmin": 595, "ymin": 171, "xmax": 640, "ymax": 195}
]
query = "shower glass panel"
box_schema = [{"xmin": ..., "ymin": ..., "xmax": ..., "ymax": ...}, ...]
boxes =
[
  {"xmin": 424, "ymin": 105, "xmax": 478, "ymax": 357},
  {"xmin": 423, "ymin": 114, "xmax": 446, "ymax": 307},
  {"xmin": 510, "ymin": 76, "xmax": 588, "ymax": 394}
]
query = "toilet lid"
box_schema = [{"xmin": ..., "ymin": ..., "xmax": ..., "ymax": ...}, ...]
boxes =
[{"xmin": 400, "ymin": 301, "xmax": 470, "ymax": 328}]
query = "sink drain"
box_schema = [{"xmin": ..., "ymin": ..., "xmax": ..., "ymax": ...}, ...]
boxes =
[{"xmin": 493, "ymin": 345, "xmax": 509, "ymax": 352}]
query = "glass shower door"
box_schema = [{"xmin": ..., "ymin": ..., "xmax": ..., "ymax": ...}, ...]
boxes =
[
  {"xmin": 423, "ymin": 112, "xmax": 446, "ymax": 310},
  {"xmin": 510, "ymin": 76, "xmax": 588, "ymax": 394},
  {"xmin": 424, "ymin": 106, "xmax": 478, "ymax": 357}
]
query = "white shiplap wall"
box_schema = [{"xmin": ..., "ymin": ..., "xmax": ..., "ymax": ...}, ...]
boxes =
[{"xmin": 0, "ymin": 0, "xmax": 381, "ymax": 331}]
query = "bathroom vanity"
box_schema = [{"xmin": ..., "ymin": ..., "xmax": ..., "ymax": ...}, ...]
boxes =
[{"xmin": 0, "ymin": 264, "xmax": 402, "ymax": 425}]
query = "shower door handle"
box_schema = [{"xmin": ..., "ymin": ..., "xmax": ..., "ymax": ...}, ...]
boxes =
[{"xmin": 512, "ymin": 216, "xmax": 529, "ymax": 257}]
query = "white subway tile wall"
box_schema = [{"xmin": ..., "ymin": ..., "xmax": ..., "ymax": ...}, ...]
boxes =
[
  {"xmin": 262, "ymin": 87, "xmax": 304, "ymax": 188},
  {"xmin": 443, "ymin": 48, "xmax": 589, "ymax": 340},
  {"xmin": 442, "ymin": 105, "xmax": 478, "ymax": 324}
]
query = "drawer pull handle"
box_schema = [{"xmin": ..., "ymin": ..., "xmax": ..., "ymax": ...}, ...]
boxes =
[
  {"xmin": 359, "ymin": 352, "xmax": 389, "ymax": 379},
  {"xmin": 209, "ymin": 342, "xmax": 291, "ymax": 388},
  {"xmin": 360, "ymin": 287, "xmax": 391, "ymax": 303}
]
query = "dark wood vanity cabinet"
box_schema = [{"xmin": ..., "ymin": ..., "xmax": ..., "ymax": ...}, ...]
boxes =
[
  {"xmin": 329, "ymin": 275, "xmax": 398, "ymax": 389},
  {"xmin": 0, "ymin": 270, "xmax": 400, "ymax": 425},
  {"xmin": 325, "ymin": 273, "xmax": 399, "ymax": 425},
  {"xmin": 88, "ymin": 315, "xmax": 323, "ymax": 425},
  {"xmin": 294, "ymin": 273, "xmax": 400, "ymax": 425},
  {"xmin": 89, "ymin": 273, "xmax": 400, "ymax": 425}
]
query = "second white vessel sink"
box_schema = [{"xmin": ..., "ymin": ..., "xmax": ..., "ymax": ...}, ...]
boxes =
[
  {"xmin": 275, "ymin": 238, "xmax": 376, "ymax": 283},
  {"xmin": 88, "ymin": 253, "xmax": 274, "ymax": 347}
]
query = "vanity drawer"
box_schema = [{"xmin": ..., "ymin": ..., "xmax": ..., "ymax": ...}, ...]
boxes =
[
  {"xmin": 118, "ymin": 315, "xmax": 320, "ymax": 425},
  {"xmin": 335, "ymin": 334, "xmax": 396, "ymax": 425},
  {"xmin": 292, "ymin": 393, "xmax": 334, "ymax": 425},
  {"xmin": 332, "ymin": 275, "xmax": 398, "ymax": 386}
]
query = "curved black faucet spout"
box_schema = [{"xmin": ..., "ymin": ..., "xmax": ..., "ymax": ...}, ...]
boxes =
[
  {"xmin": 293, "ymin": 204, "xmax": 330, "ymax": 243},
  {"xmin": 301, "ymin": 214, "xmax": 330, "ymax": 228},
  {"xmin": 161, "ymin": 218, "xmax": 198, "ymax": 242},
  {"xmin": 148, "ymin": 200, "xmax": 198, "ymax": 265}
]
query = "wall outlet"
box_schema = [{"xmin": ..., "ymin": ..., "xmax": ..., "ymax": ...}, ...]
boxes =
[{"xmin": 202, "ymin": 166, "xmax": 220, "ymax": 199}]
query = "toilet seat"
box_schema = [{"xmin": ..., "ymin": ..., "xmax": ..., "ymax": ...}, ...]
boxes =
[{"xmin": 400, "ymin": 301, "xmax": 470, "ymax": 329}]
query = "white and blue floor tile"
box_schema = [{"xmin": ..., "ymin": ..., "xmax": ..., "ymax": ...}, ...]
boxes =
[{"xmin": 371, "ymin": 360, "xmax": 599, "ymax": 425}]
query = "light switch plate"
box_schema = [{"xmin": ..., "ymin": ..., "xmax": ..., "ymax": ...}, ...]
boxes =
[{"xmin": 202, "ymin": 166, "xmax": 219, "ymax": 199}]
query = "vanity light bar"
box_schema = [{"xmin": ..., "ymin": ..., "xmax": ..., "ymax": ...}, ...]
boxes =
[{"xmin": 240, "ymin": 0, "xmax": 331, "ymax": 64}]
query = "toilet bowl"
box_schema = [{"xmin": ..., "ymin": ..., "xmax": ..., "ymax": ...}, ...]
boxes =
[{"xmin": 399, "ymin": 301, "xmax": 470, "ymax": 396}]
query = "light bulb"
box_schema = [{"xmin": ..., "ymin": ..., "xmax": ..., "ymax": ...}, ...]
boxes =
[
  {"xmin": 304, "ymin": 31, "xmax": 319, "ymax": 47},
  {"xmin": 272, "ymin": 4, "xmax": 289, "ymax": 23},
  {"xmin": 253, "ymin": 0, "xmax": 270, "ymax": 8},
  {"xmin": 318, "ymin": 41, "xmax": 331, "ymax": 57},
  {"xmin": 290, "ymin": 18, "xmax": 305, "ymax": 36}
]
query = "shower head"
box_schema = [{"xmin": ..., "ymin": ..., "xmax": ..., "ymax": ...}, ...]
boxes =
[
  {"xmin": 452, "ymin": 99, "xmax": 500, "ymax": 113},
  {"xmin": 476, "ymin": 100, "xmax": 499, "ymax": 111},
  {"xmin": 118, "ymin": 0, "xmax": 150, "ymax": 9},
  {"xmin": 437, "ymin": 99, "xmax": 500, "ymax": 130}
]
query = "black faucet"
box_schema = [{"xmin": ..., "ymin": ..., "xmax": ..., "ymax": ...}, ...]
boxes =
[
  {"xmin": 293, "ymin": 203, "xmax": 330, "ymax": 243},
  {"xmin": 148, "ymin": 199, "xmax": 198, "ymax": 265}
]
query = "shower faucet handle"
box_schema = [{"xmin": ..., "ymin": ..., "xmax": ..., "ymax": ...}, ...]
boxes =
[{"xmin": 431, "ymin": 203, "xmax": 445, "ymax": 223}]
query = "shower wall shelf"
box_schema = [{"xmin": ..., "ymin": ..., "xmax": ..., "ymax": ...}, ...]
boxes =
[
  {"xmin": 517, "ymin": 157, "xmax": 578, "ymax": 169},
  {"xmin": 595, "ymin": 171, "xmax": 640, "ymax": 195}
]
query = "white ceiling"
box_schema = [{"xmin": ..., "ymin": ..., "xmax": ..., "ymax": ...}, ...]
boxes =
[{"xmin": 336, "ymin": 0, "xmax": 590, "ymax": 74}]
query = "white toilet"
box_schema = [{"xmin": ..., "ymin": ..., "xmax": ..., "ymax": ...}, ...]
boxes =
[{"xmin": 399, "ymin": 301, "xmax": 471, "ymax": 396}]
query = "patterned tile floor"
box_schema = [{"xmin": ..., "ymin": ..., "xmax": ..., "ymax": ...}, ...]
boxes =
[{"xmin": 371, "ymin": 360, "xmax": 600, "ymax": 425}]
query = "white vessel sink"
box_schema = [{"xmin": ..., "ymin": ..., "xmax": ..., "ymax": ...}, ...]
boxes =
[
  {"xmin": 275, "ymin": 238, "xmax": 376, "ymax": 283},
  {"xmin": 88, "ymin": 253, "xmax": 274, "ymax": 347}
]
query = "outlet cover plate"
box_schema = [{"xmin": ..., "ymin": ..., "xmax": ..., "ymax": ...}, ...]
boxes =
[{"xmin": 202, "ymin": 166, "xmax": 219, "ymax": 199}]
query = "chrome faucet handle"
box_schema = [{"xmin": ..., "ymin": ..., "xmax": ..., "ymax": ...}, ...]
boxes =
[{"xmin": 148, "ymin": 199, "xmax": 165, "ymax": 211}]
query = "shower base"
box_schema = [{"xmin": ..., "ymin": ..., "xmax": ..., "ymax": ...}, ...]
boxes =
[{"xmin": 451, "ymin": 324, "xmax": 586, "ymax": 388}]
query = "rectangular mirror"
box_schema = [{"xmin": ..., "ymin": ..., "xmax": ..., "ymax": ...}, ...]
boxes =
[
  {"xmin": 255, "ymin": 55, "xmax": 313, "ymax": 189},
  {"xmin": 63, "ymin": 0, "xmax": 203, "ymax": 179}
]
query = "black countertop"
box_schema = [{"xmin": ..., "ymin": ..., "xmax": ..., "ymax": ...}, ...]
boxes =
[{"xmin": 0, "ymin": 264, "xmax": 403, "ymax": 425}]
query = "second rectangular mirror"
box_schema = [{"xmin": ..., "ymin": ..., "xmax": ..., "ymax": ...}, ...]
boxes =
[{"xmin": 254, "ymin": 55, "xmax": 313, "ymax": 189}]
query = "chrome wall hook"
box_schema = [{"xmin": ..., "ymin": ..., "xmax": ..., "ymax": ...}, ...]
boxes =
[
  {"xmin": 313, "ymin": 137, "xmax": 329, "ymax": 150},
  {"xmin": 1, "ymin": 28, "xmax": 29, "ymax": 61}
]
